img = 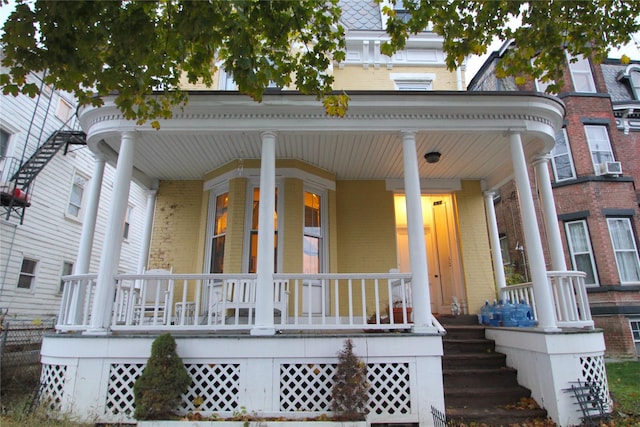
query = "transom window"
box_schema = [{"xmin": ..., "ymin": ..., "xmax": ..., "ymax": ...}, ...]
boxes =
[
  {"xmin": 565, "ymin": 220, "xmax": 599, "ymax": 286},
  {"xmin": 18, "ymin": 258, "xmax": 38, "ymax": 290},
  {"xmin": 551, "ymin": 129, "xmax": 576, "ymax": 182},
  {"xmin": 584, "ymin": 125, "xmax": 615, "ymax": 173},
  {"xmin": 607, "ymin": 218, "xmax": 640, "ymax": 284}
]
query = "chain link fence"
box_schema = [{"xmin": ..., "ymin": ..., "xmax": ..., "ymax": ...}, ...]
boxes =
[{"xmin": 1, "ymin": 317, "xmax": 56, "ymax": 396}]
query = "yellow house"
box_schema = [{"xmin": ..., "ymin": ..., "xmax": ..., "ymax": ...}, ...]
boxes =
[{"xmin": 43, "ymin": 2, "xmax": 607, "ymax": 426}]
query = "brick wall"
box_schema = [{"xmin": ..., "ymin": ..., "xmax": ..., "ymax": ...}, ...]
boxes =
[{"xmin": 593, "ymin": 315, "xmax": 637, "ymax": 358}]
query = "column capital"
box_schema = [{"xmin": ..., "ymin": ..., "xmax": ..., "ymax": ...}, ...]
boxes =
[
  {"xmin": 260, "ymin": 130, "xmax": 278, "ymax": 140},
  {"xmin": 483, "ymin": 190, "xmax": 497, "ymax": 199},
  {"xmin": 533, "ymin": 153, "xmax": 552, "ymax": 165},
  {"xmin": 401, "ymin": 130, "xmax": 417, "ymax": 140}
]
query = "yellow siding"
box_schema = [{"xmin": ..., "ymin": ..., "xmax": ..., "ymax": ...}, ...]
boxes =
[
  {"xmin": 454, "ymin": 180, "xmax": 496, "ymax": 314},
  {"xmin": 333, "ymin": 65, "xmax": 461, "ymax": 91},
  {"xmin": 282, "ymin": 178, "xmax": 304, "ymax": 273},
  {"xmin": 149, "ymin": 181, "xmax": 205, "ymax": 273},
  {"xmin": 224, "ymin": 177, "xmax": 247, "ymax": 273},
  {"xmin": 335, "ymin": 181, "xmax": 397, "ymax": 315}
]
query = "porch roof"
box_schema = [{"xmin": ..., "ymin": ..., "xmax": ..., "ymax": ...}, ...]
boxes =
[{"xmin": 78, "ymin": 91, "xmax": 565, "ymax": 190}]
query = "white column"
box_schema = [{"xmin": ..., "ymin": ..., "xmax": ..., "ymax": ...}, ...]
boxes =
[
  {"xmin": 68, "ymin": 153, "xmax": 106, "ymax": 324},
  {"xmin": 85, "ymin": 131, "xmax": 137, "ymax": 334},
  {"xmin": 136, "ymin": 185, "xmax": 158, "ymax": 274},
  {"xmin": 534, "ymin": 155, "xmax": 567, "ymax": 271},
  {"xmin": 401, "ymin": 131, "xmax": 434, "ymax": 332},
  {"xmin": 484, "ymin": 191, "xmax": 507, "ymax": 293},
  {"xmin": 252, "ymin": 131, "xmax": 277, "ymax": 336},
  {"xmin": 510, "ymin": 133, "xmax": 558, "ymax": 330},
  {"xmin": 74, "ymin": 153, "xmax": 106, "ymax": 274}
]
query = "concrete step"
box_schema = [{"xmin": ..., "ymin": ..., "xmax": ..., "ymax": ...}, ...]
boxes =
[
  {"xmin": 443, "ymin": 337, "xmax": 495, "ymax": 353},
  {"xmin": 443, "ymin": 367, "xmax": 520, "ymax": 388},
  {"xmin": 442, "ymin": 352, "xmax": 507, "ymax": 370},
  {"xmin": 442, "ymin": 324, "xmax": 487, "ymax": 340},
  {"xmin": 444, "ymin": 385, "xmax": 532, "ymax": 408},
  {"xmin": 446, "ymin": 406, "xmax": 549, "ymax": 426}
]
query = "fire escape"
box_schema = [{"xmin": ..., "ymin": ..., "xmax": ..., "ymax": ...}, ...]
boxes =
[{"xmin": 1, "ymin": 129, "xmax": 87, "ymax": 224}]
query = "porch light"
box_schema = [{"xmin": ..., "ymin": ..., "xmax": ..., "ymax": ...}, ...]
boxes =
[{"xmin": 424, "ymin": 152, "xmax": 441, "ymax": 163}]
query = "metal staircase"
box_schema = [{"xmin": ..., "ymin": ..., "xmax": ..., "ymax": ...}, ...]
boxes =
[{"xmin": 1, "ymin": 130, "xmax": 87, "ymax": 224}]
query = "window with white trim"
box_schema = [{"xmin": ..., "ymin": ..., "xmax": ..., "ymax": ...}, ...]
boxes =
[
  {"xmin": 67, "ymin": 172, "xmax": 87, "ymax": 219},
  {"xmin": 584, "ymin": 125, "xmax": 615, "ymax": 173},
  {"xmin": 567, "ymin": 54, "xmax": 596, "ymax": 93},
  {"xmin": 55, "ymin": 98, "xmax": 74, "ymax": 122},
  {"xmin": 246, "ymin": 187, "xmax": 279, "ymax": 273},
  {"xmin": 59, "ymin": 261, "xmax": 73, "ymax": 294},
  {"xmin": 391, "ymin": 73, "xmax": 434, "ymax": 91},
  {"xmin": 18, "ymin": 257, "xmax": 38, "ymax": 290},
  {"xmin": 607, "ymin": 218, "xmax": 640, "ymax": 284},
  {"xmin": 551, "ymin": 129, "xmax": 576, "ymax": 181},
  {"xmin": 303, "ymin": 191, "xmax": 325, "ymax": 274},
  {"xmin": 499, "ymin": 235, "xmax": 511, "ymax": 265},
  {"xmin": 0, "ymin": 128, "xmax": 10, "ymax": 159},
  {"xmin": 123, "ymin": 205, "xmax": 133, "ymax": 240},
  {"xmin": 630, "ymin": 319, "xmax": 640, "ymax": 356},
  {"xmin": 209, "ymin": 192, "xmax": 228, "ymax": 273},
  {"xmin": 565, "ymin": 220, "xmax": 599, "ymax": 286}
]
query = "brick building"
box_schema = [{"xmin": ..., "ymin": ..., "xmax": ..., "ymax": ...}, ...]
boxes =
[{"xmin": 469, "ymin": 43, "xmax": 640, "ymax": 358}]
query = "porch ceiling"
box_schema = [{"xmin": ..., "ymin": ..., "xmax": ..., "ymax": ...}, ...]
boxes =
[{"xmin": 80, "ymin": 91, "xmax": 565, "ymax": 190}]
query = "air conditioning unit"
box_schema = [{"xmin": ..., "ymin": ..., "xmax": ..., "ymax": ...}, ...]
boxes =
[{"xmin": 599, "ymin": 161, "xmax": 622, "ymax": 176}]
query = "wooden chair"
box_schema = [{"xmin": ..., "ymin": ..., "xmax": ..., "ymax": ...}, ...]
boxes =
[{"xmin": 133, "ymin": 268, "xmax": 173, "ymax": 325}]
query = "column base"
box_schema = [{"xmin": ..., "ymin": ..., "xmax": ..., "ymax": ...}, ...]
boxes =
[{"xmin": 250, "ymin": 325, "xmax": 277, "ymax": 336}]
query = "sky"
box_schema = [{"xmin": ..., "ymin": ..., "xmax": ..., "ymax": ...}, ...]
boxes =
[{"xmin": 1, "ymin": 0, "xmax": 638, "ymax": 86}]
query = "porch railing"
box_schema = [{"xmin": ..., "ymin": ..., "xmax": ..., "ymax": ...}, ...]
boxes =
[
  {"xmin": 57, "ymin": 272, "xmax": 417, "ymax": 332},
  {"xmin": 500, "ymin": 270, "xmax": 593, "ymax": 329}
]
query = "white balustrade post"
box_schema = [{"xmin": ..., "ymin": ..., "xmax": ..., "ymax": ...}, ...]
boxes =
[
  {"xmin": 137, "ymin": 184, "xmax": 158, "ymax": 274},
  {"xmin": 401, "ymin": 131, "xmax": 435, "ymax": 332},
  {"xmin": 85, "ymin": 131, "xmax": 137, "ymax": 334},
  {"xmin": 534, "ymin": 155, "xmax": 567, "ymax": 271},
  {"xmin": 510, "ymin": 133, "xmax": 559, "ymax": 331},
  {"xmin": 69, "ymin": 153, "xmax": 105, "ymax": 324},
  {"xmin": 252, "ymin": 131, "xmax": 277, "ymax": 336},
  {"xmin": 484, "ymin": 191, "xmax": 507, "ymax": 295}
]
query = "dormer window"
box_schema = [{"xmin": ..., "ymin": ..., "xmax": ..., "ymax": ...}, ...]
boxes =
[{"xmin": 618, "ymin": 64, "xmax": 640, "ymax": 100}]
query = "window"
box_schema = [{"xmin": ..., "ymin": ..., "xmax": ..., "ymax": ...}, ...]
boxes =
[
  {"xmin": 67, "ymin": 172, "xmax": 87, "ymax": 218},
  {"xmin": 18, "ymin": 258, "xmax": 38, "ymax": 290},
  {"xmin": 123, "ymin": 205, "xmax": 133, "ymax": 240},
  {"xmin": 565, "ymin": 220, "xmax": 599, "ymax": 286},
  {"xmin": 551, "ymin": 129, "xmax": 576, "ymax": 181},
  {"xmin": 0, "ymin": 128, "xmax": 9, "ymax": 159},
  {"xmin": 247, "ymin": 188, "xmax": 278, "ymax": 273},
  {"xmin": 499, "ymin": 235, "xmax": 511, "ymax": 265},
  {"xmin": 209, "ymin": 192, "xmax": 228, "ymax": 273},
  {"xmin": 391, "ymin": 73, "xmax": 434, "ymax": 91},
  {"xmin": 55, "ymin": 98, "xmax": 74, "ymax": 122},
  {"xmin": 584, "ymin": 125, "xmax": 615, "ymax": 173},
  {"xmin": 59, "ymin": 261, "xmax": 73, "ymax": 293},
  {"xmin": 304, "ymin": 191, "xmax": 323, "ymax": 273},
  {"xmin": 630, "ymin": 319, "xmax": 640, "ymax": 356},
  {"xmin": 607, "ymin": 218, "xmax": 640, "ymax": 284},
  {"xmin": 567, "ymin": 54, "xmax": 596, "ymax": 93}
]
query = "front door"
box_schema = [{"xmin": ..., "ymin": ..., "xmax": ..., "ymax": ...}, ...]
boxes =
[{"xmin": 394, "ymin": 195, "xmax": 465, "ymax": 315}]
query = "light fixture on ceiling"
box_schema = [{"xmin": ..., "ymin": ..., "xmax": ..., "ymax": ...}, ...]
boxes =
[{"xmin": 424, "ymin": 151, "xmax": 441, "ymax": 163}]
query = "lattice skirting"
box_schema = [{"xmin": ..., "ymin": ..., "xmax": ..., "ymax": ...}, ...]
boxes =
[
  {"xmin": 579, "ymin": 355, "xmax": 612, "ymax": 411},
  {"xmin": 40, "ymin": 364, "xmax": 67, "ymax": 411},
  {"xmin": 105, "ymin": 361, "xmax": 412, "ymax": 418}
]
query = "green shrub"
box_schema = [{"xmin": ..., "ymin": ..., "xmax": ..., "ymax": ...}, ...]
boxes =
[
  {"xmin": 133, "ymin": 333, "xmax": 191, "ymax": 420},
  {"xmin": 331, "ymin": 339, "xmax": 369, "ymax": 420}
]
